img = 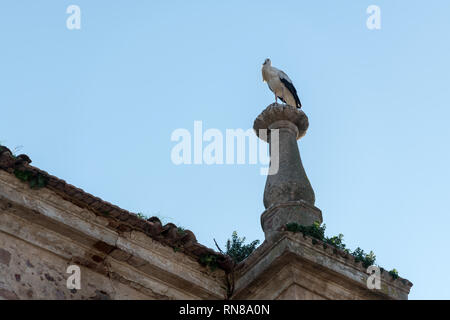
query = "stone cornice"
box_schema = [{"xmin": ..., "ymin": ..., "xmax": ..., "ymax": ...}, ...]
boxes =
[{"xmin": 234, "ymin": 232, "xmax": 413, "ymax": 300}]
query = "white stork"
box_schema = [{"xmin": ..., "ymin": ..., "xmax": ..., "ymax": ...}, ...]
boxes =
[{"xmin": 261, "ymin": 58, "xmax": 302, "ymax": 108}]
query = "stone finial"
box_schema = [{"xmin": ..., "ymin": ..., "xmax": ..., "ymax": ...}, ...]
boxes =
[{"xmin": 254, "ymin": 103, "xmax": 322, "ymax": 242}]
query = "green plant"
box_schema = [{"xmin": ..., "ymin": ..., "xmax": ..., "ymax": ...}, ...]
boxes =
[
  {"xmin": 286, "ymin": 222, "xmax": 378, "ymax": 268},
  {"xmin": 212, "ymin": 231, "xmax": 260, "ymax": 300},
  {"xmin": 352, "ymin": 247, "xmax": 376, "ymax": 268},
  {"xmin": 14, "ymin": 169, "xmax": 48, "ymax": 189},
  {"xmin": 136, "ymin": 212, "xmax": 148, "ymax": 219},
  {"xmin": 199, "ymin": 254, "xmax": 218, "ymax": 271},
  {"xmin": 389, "ymin": 268, "xmax": 399, "ymax": 279},
  {"xmin": 223, "ymin": 231, "xmax": 260, "ymax": 263},
  {"xmin": 286, "ymin": 221, "xmax": 325, "ymax": 241},
  {"xmin": 325, "ymin": 233, "xmax": 347, "ymax": 251}
]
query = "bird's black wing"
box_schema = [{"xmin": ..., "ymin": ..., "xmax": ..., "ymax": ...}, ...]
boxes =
[{"xmin": 279, "ymin": 77, "xmax": 302, "ymax": 108}]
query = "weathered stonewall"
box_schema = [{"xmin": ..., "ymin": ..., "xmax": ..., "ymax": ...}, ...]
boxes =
[{"xmin": 253, "ymin": 103, "xmax": 322, "ymax": 242}]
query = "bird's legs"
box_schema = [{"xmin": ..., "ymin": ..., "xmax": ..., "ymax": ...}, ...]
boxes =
[{"xmin": 275, "ymin": 93, "xmax": 278, "ymax": 104}]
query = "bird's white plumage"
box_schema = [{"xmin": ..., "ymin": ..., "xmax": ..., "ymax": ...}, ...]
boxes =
[{"xmin": 262, "ymin": 59, "xmax": 301, "ymax": 108}]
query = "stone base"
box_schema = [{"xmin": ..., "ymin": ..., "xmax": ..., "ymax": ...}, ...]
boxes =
[{"xmin": 261, "ymin": 201, "xmax": 322, "ymax": 242}]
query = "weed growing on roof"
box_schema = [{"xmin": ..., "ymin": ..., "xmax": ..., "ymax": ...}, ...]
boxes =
[
  {"xmin": 352, "ymin": 247, "xmax": 376, "ymax": 268},
  {"xmin": 286, "ymin": 222, "xmax": 399, "ymax": 279},
  {"xmin": 14, "ymin": 169, "xmax": 48, "ymax": 189},
  {"xmin": 199, "ymin": 254, "xmax": 218, "ymax": 271},
  {"xmin": 389, "ymin": 268, "xmax": 399, "ymax": 279},
  {"xmin": 286, "ymin": 221, "xmax": 325, "ymax": 240},
  {"xmin": 202, "ymin": 232, "xmax": 260, "ymax": 272},
  {"xmin": 214, "ymin": 231, "xmax": 260, "ymax": 264},
  {"xmin": 211, "ymin": 232, "xmax": 260, "ymax": 299},
  {"xmin": 136, "ymin": 212, "xmax": 148, "ymax": 219},
  {"xmin": 226, "ymin": 232, "xmax": 260, "ymax": 263}
]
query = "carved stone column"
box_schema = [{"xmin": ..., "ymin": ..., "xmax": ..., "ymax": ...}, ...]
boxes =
[{"xmin": 254, "ymin": 103, "xmax": 322, "ymax": 242}]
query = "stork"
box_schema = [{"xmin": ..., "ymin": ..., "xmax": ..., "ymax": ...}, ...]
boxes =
[{"xmin": 262, "ymin": 58, "xmax": 302, "ymax": 108}]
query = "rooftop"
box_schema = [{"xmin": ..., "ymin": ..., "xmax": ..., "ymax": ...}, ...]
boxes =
[{"xmin": 0, "ymin": 145, "xmax": 234, "ymax": 273}]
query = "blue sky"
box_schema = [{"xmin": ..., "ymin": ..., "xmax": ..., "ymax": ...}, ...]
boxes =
[{"xmin": 1, "ymin": 1, "xmax": 449, "ymax": 299}]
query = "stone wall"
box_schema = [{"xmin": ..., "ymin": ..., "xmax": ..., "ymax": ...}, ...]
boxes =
[{"xmin": 0, "ymin": 230, "xmax": 150, "ymax": 300}]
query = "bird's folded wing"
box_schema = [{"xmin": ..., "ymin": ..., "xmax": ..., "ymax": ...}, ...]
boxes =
[{"xmin": 277, "ymin": 70, "xmax": 293, "ymax": 84}]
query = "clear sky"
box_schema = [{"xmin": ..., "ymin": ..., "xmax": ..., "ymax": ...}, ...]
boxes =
[{"xmin": 1, "ymin": 1, "xmax": 449, "ymax": 299}]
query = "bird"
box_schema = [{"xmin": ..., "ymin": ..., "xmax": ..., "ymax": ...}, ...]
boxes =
[{"xmin": 261, "ymin": 58, "xmax": 302, "ymax": 108}]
